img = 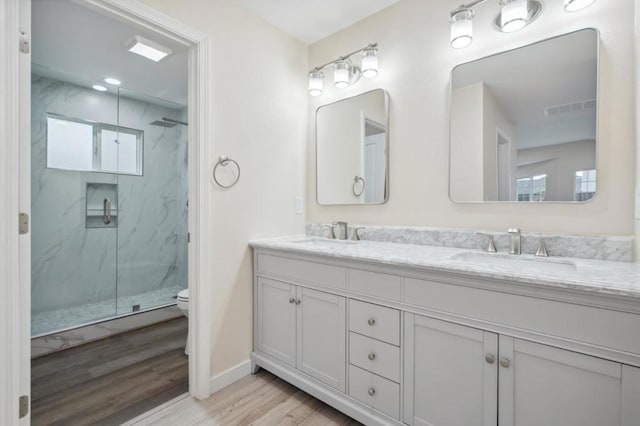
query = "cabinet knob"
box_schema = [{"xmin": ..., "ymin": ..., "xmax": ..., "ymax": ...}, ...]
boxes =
[
  {"xmin": 485, "ymin": 354, "xmax": 496, "ymax": 364},
  {"xmin": 367, "ymin": 318, "xmax": 376, "ymax": 326},
  {"xmin": 368, "ymin": 387, "xmax": 376, "ymax": 396},
  {"xmin": 368, "ymin": 352, "xmax": 376, "ymax": 361},
  {"xmin": 289, "ymin": 298, "xmax": 295, "ymax": 304},
  {"xmin": 500, "ymin": 357, "xmax": 511, "ymax": 368},
  {"xmin": 295, "ymin": 299, "xmax": 301, "ymax": 305}
]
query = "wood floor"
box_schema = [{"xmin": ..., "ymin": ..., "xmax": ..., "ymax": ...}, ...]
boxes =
[
  {"xmin": 31, "ymin": 317, "xmax": 189, "ymax": 426},
  {"xmin": 125, "ymin": 370, "xmax": 362, "ymax": 426}
]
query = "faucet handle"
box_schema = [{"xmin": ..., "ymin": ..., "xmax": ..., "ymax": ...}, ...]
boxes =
[
  {"xmin": 476, "ymin": 233, "xmax": 497, "ymax": 253},
  {"xmin": 352, "ymin": 227, "xmax": 365, "ymax": 241},
  {"xmin": 323, "ymin": 224, "xmax": 336, "ymax": 239},
  {"xmin": 508, "ymin": 228, "xmax": 521, "ymax": 234},
  {"xmin": 535, "ymin": 239, "xmax": 549, "ymax": 257}
]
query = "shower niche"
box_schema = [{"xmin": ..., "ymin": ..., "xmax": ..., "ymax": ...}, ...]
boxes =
[{"xmin": 86, "ymin": 183, "xmax": 118, "ymax": 228}]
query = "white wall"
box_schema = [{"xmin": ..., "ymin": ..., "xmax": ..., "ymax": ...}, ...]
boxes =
[
  {"xmin": 307, "ymin": 0, "xmax": 635, "ymax": 236},
  {"xmin": 139, "ymin": 0, "xmax": 308, "ymax": 376}
]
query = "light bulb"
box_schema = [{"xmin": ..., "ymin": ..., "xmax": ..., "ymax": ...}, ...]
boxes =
[
  {"xmin": 501, "ymin": 0, "xmax": 528, "ymax": 33},
  {"xmin": 104, "ymin": 77, "xmax": 121, "ymax": 86},
  {"xmin": 450, "ymin": 9, "xmax": 474, "ymax": 49},
  {"xmin": 564, "ymin": 0, "xmax": 595, "ymax": 12},
  {"xmin": 361, "ymin": 47, "xmax": 378, "ymax": 78},
  {"xmin": 308, "ymin": 71, "xmax": 324, "ymax": 97},
  {"xmin": 92, "ymin": 85, "xmax": 107, "ymax": 92},
  {"xmin": 334, "ymin": 61, "xmax": 350, "ymax": 89}
]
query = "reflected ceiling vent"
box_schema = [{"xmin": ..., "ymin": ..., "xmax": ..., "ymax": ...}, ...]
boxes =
[
  {"xmin": 150, "ymin": 117, "xmax": 188, "ymax": 127},
  {"xmin": 544, "ymin": 99, "xmax": 596, "ymax": 117}
]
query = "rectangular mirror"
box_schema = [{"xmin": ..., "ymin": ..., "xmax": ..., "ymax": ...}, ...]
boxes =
[
  {"xmin": 316, "ymin": 89, "xmax": 389, "ymax": 205},
  {"xmin": 449, "ymin": 29, "xmax": 598, "ymax": 203}
]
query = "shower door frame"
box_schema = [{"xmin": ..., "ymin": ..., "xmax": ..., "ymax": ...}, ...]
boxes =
[{"xmin": 3, "ymin": 0, "xmax": 214, "ymax": 422}]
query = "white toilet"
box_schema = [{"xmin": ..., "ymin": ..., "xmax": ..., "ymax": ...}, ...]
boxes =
[{"xmin": 177, "ymin": 288, "xmax": 190, "ymax": 355}]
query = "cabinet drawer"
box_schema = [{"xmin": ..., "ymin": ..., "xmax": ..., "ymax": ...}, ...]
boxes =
[
  {"xmin": 349, "ymin": 365, "xmax": 400, "ymax": 419},
  {"xmin": 349, "ymin": 300, "xmax": 400, "ymax": 346},
  {"xmin": 349, "ymin": 332, "xmax": 400, "ymax": 382},
  {"xmin": 257, "ymin": 254, "xmax": 346, "ymax": 289},
  {"xmin": 348, "ymin": 269, "xmax": 401, "ymax": 301}
]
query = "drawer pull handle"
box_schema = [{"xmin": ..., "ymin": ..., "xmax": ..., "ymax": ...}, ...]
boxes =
[
  {"xmin": 289, "ymin": 298, "xmax": 295, "ymax": 304},
  {"xmin": 500, "ymin": 357, "xmax": 511, "ymax": 368},
  {"xmin": 368, "ymin": 387, "xmax": 376, "ymax": 396},
  {"xmin": 485, "ymin": 354, "xmax": 496, "ymax": 364},
  {"xmin": 368, "ymin": 352, "xmax": 376, "ymax": 361},
  {"xmin": 295, "ymin": 299, "xmax": 301, "ymax": 305},
  {"xmin": 367, "ymin": 318, "xmax": 376, "ymax": 326}
]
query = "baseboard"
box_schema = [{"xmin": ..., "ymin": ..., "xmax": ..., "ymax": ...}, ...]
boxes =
[{"xmin": 209, "ymin": 359, "xmax": 252, "ymax": 394}]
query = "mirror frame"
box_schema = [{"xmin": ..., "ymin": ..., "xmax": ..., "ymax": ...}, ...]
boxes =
[
  {"xmin": 315, "ymin": 88, "xmax": 390, "ymax": 206},
  {"xmin": 448, "ymin": 28, "xmax": 600, "ymax": 204}
]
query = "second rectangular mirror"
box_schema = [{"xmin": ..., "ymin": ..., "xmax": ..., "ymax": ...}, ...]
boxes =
[
  {"xmin": 316, "ymin": 89, "xmax": 389, "ymax": 205},
  {"xmin": 449, "ymin": 29, "xmax": 598, "ymax": 203}
]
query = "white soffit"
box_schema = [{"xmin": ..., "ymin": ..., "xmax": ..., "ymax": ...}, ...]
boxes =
[{"xmin": 233, "ymin": 0, "xmax": 401, "ymax": 45}]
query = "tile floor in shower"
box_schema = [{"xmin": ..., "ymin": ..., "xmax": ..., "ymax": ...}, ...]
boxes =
[{"xmin": 32, "ymin": 285, "xmax": 185, "ymax": 336}]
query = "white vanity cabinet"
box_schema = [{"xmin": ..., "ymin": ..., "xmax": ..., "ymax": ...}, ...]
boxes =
[
  {"xmin": 251, "ymin": 248, "xmax": 640, "ymax": 426},
  {"xmin": 404, "ymin": 313, "xmax": 640, "ymax": 426},
  {"xmin": 257, "ymin": 277, "xmax": 346, "ymax": 392}
]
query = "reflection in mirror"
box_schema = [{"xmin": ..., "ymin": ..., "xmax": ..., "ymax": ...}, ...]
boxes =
[
  {"xmin": 316, "ymin": 89, "xmax": 389, "ymax": 205},
  {"xmin": 449, "ymin": 29, "xmax": 598, "ymax": 203}
]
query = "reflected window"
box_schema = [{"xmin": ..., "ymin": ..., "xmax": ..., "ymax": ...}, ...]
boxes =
[
  {"xmin": 46, "ymin": 114, "xmax": 143, "ymax": 175},
  {"xmin": 517, "ymin": 174, "xmax": 546, "ymax": 202},
  {"xmin": 575, "ymin": 169, "xmax": 596, "ymax": 201}
]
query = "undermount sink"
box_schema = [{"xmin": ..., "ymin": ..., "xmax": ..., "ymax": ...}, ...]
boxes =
[
  {"xmin": 289, "ymin": 237, "xmax": 358, "ymax": 245},
  {"xmin": 451, "ymin": 252, "xmax": 577, "ymax": 273}
]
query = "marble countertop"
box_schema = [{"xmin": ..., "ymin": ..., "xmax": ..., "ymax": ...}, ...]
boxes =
[{"xmin": 250, "ymin": 235, "xmax": 640, "ymax": 300}]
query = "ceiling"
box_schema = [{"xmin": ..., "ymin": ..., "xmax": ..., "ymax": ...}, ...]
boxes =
[
  {"xmin": 32, "ymin": 0, "xmax": 188, "ymax": 107},
  {"xmin": 233, "ymin": 0, "xmax": 401, "ymax": 45}
]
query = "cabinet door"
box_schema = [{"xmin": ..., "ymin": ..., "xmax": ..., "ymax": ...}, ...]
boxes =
[
  {"xmin": 296, "ymin": 287, "xmax": 346, "ymax": 392},
  {"xmin": 404, "ymin": 314, "xmax": 498, "ymax": 426},
  {"xmin": 257, "ymin": 278, "xmax": 296, "ymax": 366},
  {"xmin": 498, "ymin": 336, "xmax": 633, "ymax": 426}
]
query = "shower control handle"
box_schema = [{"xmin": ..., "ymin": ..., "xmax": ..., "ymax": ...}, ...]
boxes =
[{"xmin": 104, "ymin": 198, "xmax": 111, "ymax": 224}]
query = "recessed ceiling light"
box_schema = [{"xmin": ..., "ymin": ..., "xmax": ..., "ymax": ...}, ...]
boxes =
[
  {"xmin": 125, "ymin": 35, "xmax": 172, "ymax": 62},
  {"xmin": 92, "ymin": 85, "xmax": 108, "ymax": 92},
  {"xmin": 104, "ymin": 77, "xmax": 121, "ymax": 85}
]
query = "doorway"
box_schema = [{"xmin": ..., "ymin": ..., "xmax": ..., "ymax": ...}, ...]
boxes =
[{"xmin": 1, "ymin": 0, "xmax": 212, "ymax": 423}]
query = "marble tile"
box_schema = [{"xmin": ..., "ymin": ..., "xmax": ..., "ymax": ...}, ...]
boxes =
[
  {"xmin": 31, "ymin": 75, "xmax": 188, "ymax": 333},
  {"xmin": 251, "ymin": 236, "xmax": 640, "ymax": 300},
  {"xmin": 306, "ymin": 224, "xmax": 633, "ymax": 262}
]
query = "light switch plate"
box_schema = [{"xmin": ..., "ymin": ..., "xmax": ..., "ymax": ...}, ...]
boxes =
[{"xmin": 295, "ymin": 196, "xmax": 304, "ymax": 215}]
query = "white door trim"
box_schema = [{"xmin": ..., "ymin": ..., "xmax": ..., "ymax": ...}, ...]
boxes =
[
  {"xmin": 0, "ymin": 0, "xmax": 27, "ymax": 423},
  {"xmin": 83, "ymin": 0, "xmax": 213, "ymax": 400}
]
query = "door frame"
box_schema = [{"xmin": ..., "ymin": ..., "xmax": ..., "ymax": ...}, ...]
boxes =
[{"xmin": 1, "ymin": 1, "xmax": 213, "ymax": 422}]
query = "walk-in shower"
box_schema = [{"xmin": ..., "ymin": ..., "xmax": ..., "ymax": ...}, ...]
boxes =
[{"xmin": 31, "ymin": 75, "xmax": 188, "ymax": 337}]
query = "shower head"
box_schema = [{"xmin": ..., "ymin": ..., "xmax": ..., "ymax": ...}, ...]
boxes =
[{"xmin": 149, "ymin": 117, "xmax": 188, "ymax": 127}]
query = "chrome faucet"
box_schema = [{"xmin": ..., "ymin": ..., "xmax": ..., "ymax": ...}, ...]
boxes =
[
  {"xmin": 323, "ymin": 224, "xmax": 336, "ymax": 239},
  {"xmin": 332, "ymin": 221, "xmax": 348, "ymax": 240},
  {"xmin": 508, "ymin": 228, "xmax": 521, "ymax": 255}
]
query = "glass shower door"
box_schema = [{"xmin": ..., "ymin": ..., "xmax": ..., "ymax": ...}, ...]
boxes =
[
  {"xmin": 31, "ymin": 73, "xmax": 119, "ymax": 336},
  {"xmin": 114, "ymin": 88, "xmax": 188, "ymax": 316}
]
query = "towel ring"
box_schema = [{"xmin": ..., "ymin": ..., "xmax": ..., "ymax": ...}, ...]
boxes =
[
  {"xmin": 213, "ymin": 155, "xmax": 240, "ymax": 188},
  {"xmin": 353, "ymin": 175, "xmax": 365, "ymax": 196}
]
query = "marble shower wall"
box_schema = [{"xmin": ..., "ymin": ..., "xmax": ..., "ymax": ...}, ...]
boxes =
[{"xmin": 31, "ymin": 75, "xmax": 188, "ymax": 318}]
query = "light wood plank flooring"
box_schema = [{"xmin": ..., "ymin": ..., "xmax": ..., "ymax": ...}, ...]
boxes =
[
  {"xmin": 31, "ymin": 317, "xmax": 189, "ymax": 426},
  {"xmin": 125, "ymin": 370, "xmax": 362, "ymax": 426}
]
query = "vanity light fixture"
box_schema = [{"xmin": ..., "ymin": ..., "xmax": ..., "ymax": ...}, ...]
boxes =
[
  {"xmin": 495, "ymin": 0, "xmax": 542, "ymax": 33},
  {"xmin": 125, "ymin": 35, "xmax": 172, "ymax": 62},
  {"xmin": 308, "ymin": 70, "xmax": 324, "ymax": 97},
  {"xmin": 450, "ymin": 7, "xmax": 475, "ymax": 49},
  {"xmin": 92, "ymin": 84, "xmax": 107, "ymax": 92},
  {"xmin": 104, "ymin": 77, "xmax": 121, "ymax": 86},
  {"xmin": 361, "ymin": 47, "xmax": 379, "ymax": 78},
  {"xmin": 564, "ymin": 0, "xmax": 595, "ymax": 12},
  {"xmin": 308, "ymin": 43, "xmax": 378, "ymax": 96}
]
